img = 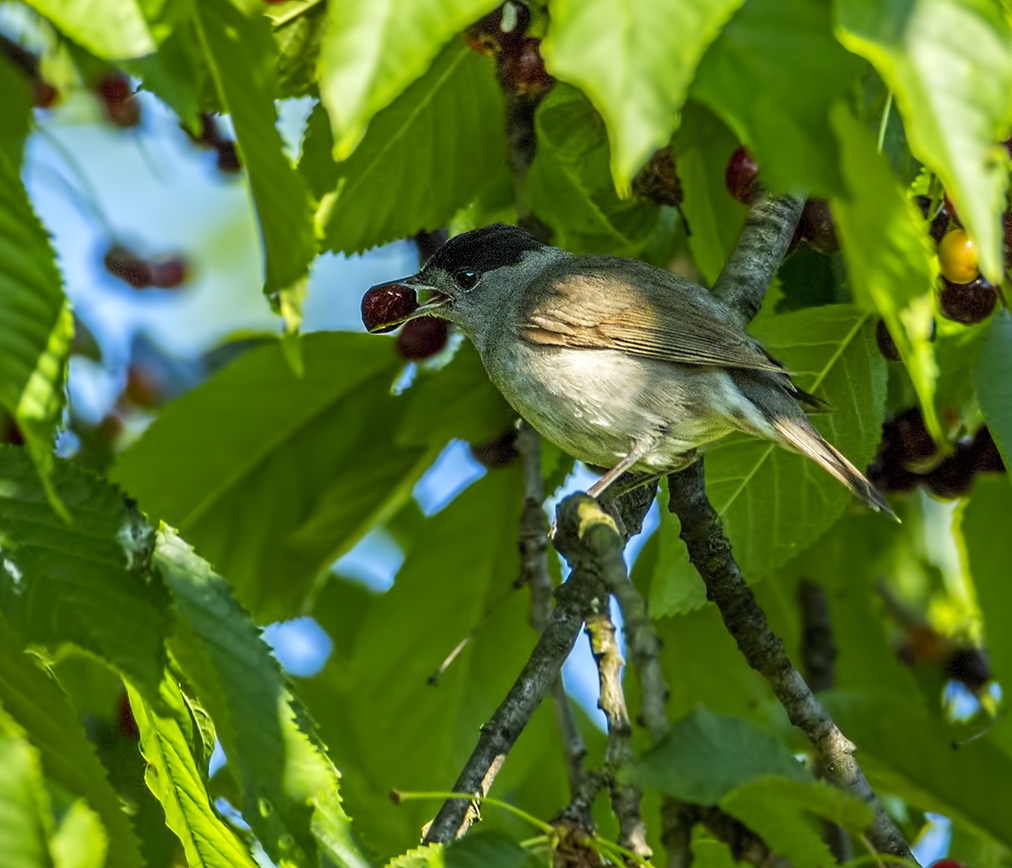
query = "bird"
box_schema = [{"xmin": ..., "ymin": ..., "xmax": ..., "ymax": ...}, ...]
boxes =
[{"xmin": 365, "ymin": 223, "xmax": 895, "ymax": 519}]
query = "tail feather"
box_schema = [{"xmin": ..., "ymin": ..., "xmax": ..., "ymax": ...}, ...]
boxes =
[{"xmin": 770, "ymin": 414, "xmax": 898, "ymax": 521}]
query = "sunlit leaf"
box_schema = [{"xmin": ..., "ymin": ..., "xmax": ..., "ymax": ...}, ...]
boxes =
[
  {"xmin": 307, "ymin": 43, "xmax": 508, "ymax": 255},
  {"xmin": 835, "ymin": 0, "xmax": 1012, "ymax": 281},
  {"xmin": 0, "ymin": 616, "xmax": 142, "ymax": 868},
  {"xmin": 829, "ymin": 104, "xmax": 942, "ymax": 442},
  {"xmin": 195, "ymin": 0, "xmax": 315, "ymax": 298},
  {"xmin": 0, "ymin": 150, "xmax": 71, "ymax": 491},
  {"xmin": 317, "ymin": 0, "xmax": 497, "ymax": 157},
  {"xmin": 156, "ymin": 530, "xmax": 371, "ymax": 868},
  {"xmin": 542, "ymin": 0, "xmax": 745, "ymax": 192},
  {"xmin": 126, "ymin": 676, "xmax": 259, "ymax": 868},
  {"xmin": 23, "ymin": 0, "xmax": 156, "ymax": 59}
]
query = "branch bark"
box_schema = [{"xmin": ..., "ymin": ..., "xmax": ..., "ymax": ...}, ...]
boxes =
[
  {"xmin": 666, "ymin": 461, "xmax": 913, "ymax": 859},
  {"xmin": 517, "ymin": 422, "xmax": 587, "ymax": 804},
  {"xmin": 586, "ymin": 609, "xmax": 651, "ymax": 859},
  {"xmin": 711, "ymin": 193, "xmax": 804, "ymax": 327}
]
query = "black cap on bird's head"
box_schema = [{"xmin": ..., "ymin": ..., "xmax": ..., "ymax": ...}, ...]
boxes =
[{"xmin": 421, "ymin": 223, "xmax": 545, "ymax": 278}]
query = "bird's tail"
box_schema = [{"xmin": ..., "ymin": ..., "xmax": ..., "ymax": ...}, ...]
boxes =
[
  {"xmin": 730, "ymin": 373, "xmax": 897, "ymax": 521},
  {"xmin": 768, "ymin": 412, "xmax": 898, "ymax": 521}
]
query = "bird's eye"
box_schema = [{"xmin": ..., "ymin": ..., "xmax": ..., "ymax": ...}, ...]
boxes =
[{"xmin": 453, "ymin": 268, "xmax": 479, "ymax": 290}]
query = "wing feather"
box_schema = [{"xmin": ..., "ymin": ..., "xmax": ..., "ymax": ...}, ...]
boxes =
[{"xmin": 519, "ymin": 256, "xmax": 787, "ymax": 375}]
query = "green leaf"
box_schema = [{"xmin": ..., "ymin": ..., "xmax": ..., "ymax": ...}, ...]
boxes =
[
  {"xmin": 835, "ymin": 0, "xmax": 1012, "ymax": 281},
  {"xmin": 526, "ymin": 84, "xmax": 661, "ymax": 255},
  {"xmin": 308, "ymin": 42, "xmax": 508, "ymax": 255},
  {"xmin": 623, "ymin": 707, "xmax": 811, "ymax": 802},
  {"xmin": 0, "ymin": 616, "xmax": 142, "ymax": 868},
  {"xmin": 444, "ymin": 832, "xmax": 541, "ymax": 868},
  {"xmin": 112, "ymin": 333, "xmax": 431, "ymax": 621},
  {"xmin": 317, "ymin": 0, "xmax": 497, "ymax": 158},
  {"xmin": 23, "ymin": 0, "xmax": 156, "ymax": 59},
  {"xmin": 673, "ymin": 101, "xmax": 747, "ymax": 284},
  {"xmin": 785, "ymin": 512, "xmax": 922, "ymax": 702},
  {"xmin": 271, "ymin": 2, "xmax": 327, "ymax": 99},
  {"xmin": 0, "ymin": 716, "xmax": 52, "ymax": 868},
  {"xmin": 0, "ymin": 51, "xmax": 33, "ymax": 167},
  {"xmin": 195, "ymin": 0, "xmax": 315, "ymax": 297},
  {"xmin": 829, "ymin": 104, "xmax": 942, "ymax": 442},
  {"xmin": 959, "ymin": 478, "xmax": 1012, "ymax": 709},
  {"xmin": 703, "ymin": 305, "xmax": 888, "ymax": 579},
  {"xmin": 542, "ymin": 0, "xmax": 745, "ymax": 193},
  {"xmin": 129, "ymin": 26, "xmax": 202, "ymax": 125},
  {"xmin": 50, "ymin": 801, "xmax": 107, "ymax": 868},
  {"xmin": 126, "ymin": 676, "xmax": 260, "ymax": 868},
  {"xmin": 974, "ymin": 309, "xmax": 1012, "ymax": 473},
  {"xmin": 155, "ymin": 529, "xmax": 371, "ymax": 868},
  {"xmin": 0, "ymin": 450, "xmax": 169, "ymax": 696},
  {"xmin": 654, "ymin": 606, "xmax": 769, "ymax": 719},
  {"xmin": 720, "ymin": 778, "xmax": 873, "ymax": 868},
  {"xmin": 396, "ymin": 342, "xmax": 517, "ymax": 448},
  {"xmin": 822, "ymin": 691, "xmax": 1012, "ymax": 847},
  {"xmin": 0, "ymin": 150, "xmax": 72, "ymax": 490},
  {"xmin": 691, "ymin": 0, "xmax": 864, "ymax": 195}
]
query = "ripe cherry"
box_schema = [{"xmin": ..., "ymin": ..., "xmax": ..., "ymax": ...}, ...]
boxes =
[
  {"xmin": 95, "ymin": 73, "xmax": 140, "ymax": 127},
  {"xmin": 875, "ymin": 319, "xmax": 900, "ymax": 362},
  {"xmin": 916, "ymin": 196, "xmax": 950, "ymax": 243},
  {"xmin": 930, "ymin": 859, "xmax": 969, "ymax": 868},
  {"xmin": 939, "ymin": 277, "xmax": 996, "ymax": 325},
  {"xmin": 497, "ymin": 37, "xmax": 553, "ymax": 98},
  {"xmin": 726, "ymin": 147, "xmax": 759, "ymax": 205},
  {"xmin": 799, "ymin": 198, "xmax": 838, "ymax": 253},
  {"xmin": 397, "ymin": 317, "xmax": 449, "ymax": 360},
  {"xmin": 150, "ymin": 257, "xmax": 188, "ymax": 289},
  {"xmin": 938, "ymin": 228, "xmax": 979, "ymax": 284},
  {"xmin": 104, "ymin": 245, "xmax": 153, "ymax": 289},
  {"xmin": 362, "ymin": 283, "xmax": 419, "ymax": 333}
]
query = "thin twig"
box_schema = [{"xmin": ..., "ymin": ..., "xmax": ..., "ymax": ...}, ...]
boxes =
[
  {"xmin": 666, "ymin": 463, "xmax": 913, "ymax": 860},
  {"xmin": 517, "ymin": 421, "xmax": 587, "ymax": 803},
  {"xmin": 586, "ymin": 610, "xmax": 651, "ymax": 860}
]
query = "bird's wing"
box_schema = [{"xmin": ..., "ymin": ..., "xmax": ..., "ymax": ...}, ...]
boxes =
[{"xmin": 519, "ymin": 256, "xmax": 787, "ymax": 374}]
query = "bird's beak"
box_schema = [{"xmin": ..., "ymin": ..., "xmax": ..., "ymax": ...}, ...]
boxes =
[{"xmin": 364, "ymin": 280, "xmax": 452, "ymax": 333}]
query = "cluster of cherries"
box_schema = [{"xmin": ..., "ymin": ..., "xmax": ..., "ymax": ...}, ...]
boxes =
[
  {"xmin": 361, "ymin": 280, "xmax": 449, "ymax": 360},
  {"xmin": 869, "ymin": 406, "xmax": 1004, "ymax": 498},
  {"xmin": 726, "ymin": 147, "xmax": 1007, "ymax": 330}
]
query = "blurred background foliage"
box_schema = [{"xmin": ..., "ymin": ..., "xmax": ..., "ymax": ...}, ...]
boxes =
[{"xmin": 0, "ymin": 0, "xmax": 1010, "ymax": 866}]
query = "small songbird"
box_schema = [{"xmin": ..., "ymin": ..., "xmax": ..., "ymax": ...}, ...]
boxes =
[{"xmin": 366, "ymin": 223, "xmax": 894, "ymax": 518}]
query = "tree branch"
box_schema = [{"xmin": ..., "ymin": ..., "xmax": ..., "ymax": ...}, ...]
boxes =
[
  {"xmin": 666, "ymin": 461, "xmax": 913, "ymax": 860},
  {"xmin": 711, "ymin": 193, "xmax": 804, "ymax": 327},
  {"xmin": 517, "ymin": 422, "xmax": 587, "ymax": 804}
]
